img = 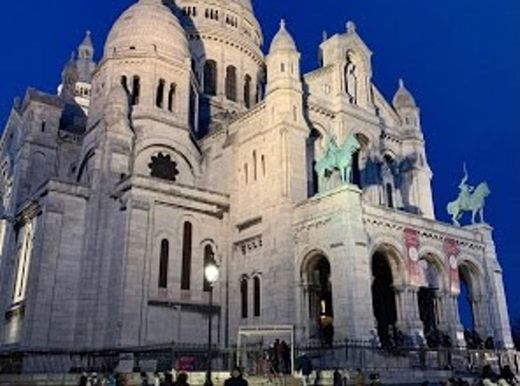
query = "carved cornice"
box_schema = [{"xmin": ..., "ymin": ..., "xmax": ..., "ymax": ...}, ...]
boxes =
[{"xmin": 363, "ymin": 213, "xmax": 486, "ymax": 252}]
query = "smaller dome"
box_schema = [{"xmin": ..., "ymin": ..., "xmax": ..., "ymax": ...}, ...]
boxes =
[
  {"xmin": 269, "ymin": 20, "xmax": 297, "ymax": 53},
  {"xmin": 393, "ymin": 79, "xmax": 417, "ymax": 109},
  {"xmin": 104, "ymin": 0, "xmax": 189, "ymax": 61}
]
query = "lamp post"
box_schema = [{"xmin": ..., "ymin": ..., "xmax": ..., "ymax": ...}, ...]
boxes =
[{"xmin": 204, "ymin": 256, "xmax": 219, "ymax": 386}]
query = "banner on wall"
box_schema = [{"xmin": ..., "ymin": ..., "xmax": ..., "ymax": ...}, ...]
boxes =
[
  {"xmin": 404, "ymin": 228, "xmax": 421, "ymax": 286},
  {"xmin": 444, "ymin": 237, "xmax": 460, "ymax": 294}
]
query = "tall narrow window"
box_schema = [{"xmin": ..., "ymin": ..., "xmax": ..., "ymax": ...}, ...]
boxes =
[
  {"xmin": 244, "ymin": 164, "xmax": 249, "ymax": 184},
  {"xmin": 252, "ymin": 151, "xmax": 257, "ymax": 181},
  {"xmin": 181, "ymin": 222, "xmax": 193, "ymax": 290},
  {"xmin": 244, "ymin": 74, "xmax": 252, "ymax": 108},
  {"xmin": 225, "ymin": 65, "xmax": 237, "ymax": 101},
  {"xmin": 203, "ymin": 245, "xmax": 214, "ymax": 292},
  {"xmin": 13, "ymin": 220, "xmax": 35, "ymax": 303},
  {"xmin": 156, "ymin": 79, "xmax": 165, "ymax": 108},
  {"xmin": 168, "ymin": 83, "xmax": 176, "ymax": 112},
  {"xmin": 158, "ymin": 239, "xmax": 169, "ymax": 288},
  {"xmin": 386, "ymin": 183, "xmax": 394, "ymax": 209},
  {"xmin": 131, "ymin": 76, "xmax": 141, "ymax": 106},
  {"xmin": 253, "ymin": 276, "xmax": 261, "ymax": 317},
  {"xmin": 241, "ymin": 277, "xmax": 248, "ymax": 318},
  {"xmin": 261, "ymin": 155, "xmax": 266, "ymax": 177},
  {"xmin": 204, "ymin": 60, "xmax": 217, "ymax": 96},
  {"xmin": 121, "ymin": 76, "xmax": 129, "ymax": 94}
]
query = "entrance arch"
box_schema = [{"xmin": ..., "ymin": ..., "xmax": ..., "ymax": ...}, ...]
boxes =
[
  {"xmin": 417, "ymin": 255, "xmax": 444, "ymax": 345},
  {"xmin": 458, "ymin": 260, "xmax": 484, "ymax": 348},
  {"xmin": 302, "ymin": 253, "xmax": 334, "ymax": 345},
  {"xmin": 371, "ymin": 251, "xmax": 398, "ymax": 348}
]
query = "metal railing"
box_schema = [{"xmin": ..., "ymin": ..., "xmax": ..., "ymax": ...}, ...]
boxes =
[{"xmin": 1, "ymin": 342, "xmax": 519, "ymax": 377}]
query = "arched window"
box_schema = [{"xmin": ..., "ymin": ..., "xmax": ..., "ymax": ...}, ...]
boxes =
[
  {"xmin": 244, "ymin": 163, "xmax": 249, "ymax": 184},
  {"xmin": 204, "ymin": 60, "xmax": 217, "ymax": 96},
  {"xmin": 156, "ymin": 79, "xmax": 165, "ymax": 108},
  {"xmin": 261, "ymin": 155, "xmax": 266, "ymax": 177},
  {"xmin": 158, "ymin": 239, "xmax": 169, "ymax": 289},
  {"xmin": 386, "ymin": 183, "xmax": 394, "ymax": 209},
  {"xmin": 168, "ymin": 83, "xmax": 176, "ymax": 112},
  {"xmin": 131, "ymin": 76, "xmax": 141, "ymax": 106},
  {"xmin": 253, "ymin": 276, "xmax": 261, "ymax": 317},
  {"xmin": 344, "ymin": 52, "xmax": 358, "ymax": 104},
  {"xmin": 226, "ymin": 65, "xmax": 237, "ymax": 101},
  {"xmin": 241, "ymin": 277, "xmax": 248, "ymax": 318},
  {"xmin": 244, "ymin": 74, "xmax": 252, "ymax": 108},
  {"xmin": 203, "ymin": 245, "xmax": 214, "ymax": 292},
  {"xmin": 121, "ymin": 76, "xmax": 129, "ymax": 94},
  {"xmin": 281, "ymin": 63, "xmax": 286, "ymax": 72},
  {"xmin": 181, "ymin": 222, "xmax": 193, "ymax": 290},
  {"xmin": 252, "ymin": 151, "xmax": 257, "ymax": 181}
]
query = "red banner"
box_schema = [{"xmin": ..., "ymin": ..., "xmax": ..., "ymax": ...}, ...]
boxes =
[
  {"xmin": 404, "ymin": 228, "xmax": 421, "ymax": 286},
  {"xmin": 444, "ymin": 238, "xmax": 460, "ymax": 294}
]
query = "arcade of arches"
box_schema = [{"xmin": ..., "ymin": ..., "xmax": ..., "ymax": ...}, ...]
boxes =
[
  {"xmin": 299, "ymin": 248, "xmax": 493, "ymax": 349},
  {"xmin": 370, "ymin": 247, "xmax": 490, "ymax": 349}
]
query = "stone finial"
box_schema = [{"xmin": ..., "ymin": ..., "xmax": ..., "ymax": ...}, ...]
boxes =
[
  {"xmin": 399, "ymin": 78, "xmax": 405, "ymax": 88},
  {"xmin": 347, "ymin": 21, "xmax": 356, "ymax": 34},
  {"xmin": 322, "ymin": 30, "xmax": 328, "ymax": 42},
  {"xmin": 280, "ymin": 19, "xmax": 286, "ymax": 29}
]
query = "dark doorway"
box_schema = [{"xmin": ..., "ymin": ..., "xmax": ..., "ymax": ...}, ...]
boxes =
[
  {"xmin": 307, "ymin": 255, "xmax": 334, "ymax": 345},
  {"xmin": 372, "ymin": 252, "xmax": 397, "ymax": 348}
]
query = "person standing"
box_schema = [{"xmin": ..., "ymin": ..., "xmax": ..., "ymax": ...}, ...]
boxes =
[
  {"xmin": 173, "ymin": 372, "xmax": 190, "ymax": 386},
  {"xmin": 354, "ymin": 369, "xmax": 365, "ymax": 386},
  {"xmin": 79, "ymin": 372, "xmax": 88, "ymax": 386},
  {"xmin": 224, "ymin": 367, "xmax": 248, "ymax": 386},
  {"xmin": 297, "ymin": 354, "xmax": 313, "ymax": 386}
]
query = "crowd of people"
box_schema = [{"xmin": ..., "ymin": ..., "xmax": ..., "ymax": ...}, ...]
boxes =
[{"xmin": 78, "ymin": 367, "xmax": 250, "ymax": 386}]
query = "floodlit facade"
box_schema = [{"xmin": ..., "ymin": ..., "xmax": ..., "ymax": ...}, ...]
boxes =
[{"xmin": 0, "ymin": 0, "xmax": 514, "ymax": 360}]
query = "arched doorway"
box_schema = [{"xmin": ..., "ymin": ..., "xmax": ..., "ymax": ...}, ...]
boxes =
[
  {"xmin": 458, "ymin": 262, "xmax": 483, "ymax": 348},
  {"xmin": 372, "ymin": 252, "xmax": 397, "ymax": 348},
  {"xmin": 304, "ymin": 254, "xmax": 334, "ymax": 345},
  {"xmin": 417, "ymin": 257, "xmax": 442, "ymax": 346}
]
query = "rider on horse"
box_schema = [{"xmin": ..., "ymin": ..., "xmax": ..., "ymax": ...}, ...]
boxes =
[{"xmin": 458, "ymin": 164, "xmax": 474, "ymax": 209}]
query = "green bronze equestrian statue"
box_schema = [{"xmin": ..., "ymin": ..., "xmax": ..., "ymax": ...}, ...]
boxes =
[
  {"xmin": 446, "ymin": 164, "xmax": 490, "ymax": 226},
  {"xmin": 314, "ymin": 134, "xmax": 361, "ymax": 192}
]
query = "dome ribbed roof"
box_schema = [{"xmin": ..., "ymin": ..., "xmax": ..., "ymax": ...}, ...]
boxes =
[
  {"xmin": 104, "ymin": 0, "xmax": 189, "ymax": 60},
  {"xmin": 269, "ymin": 20, "xmax": 297, "ymax": 53},
  {"xmin": 393, "ymin": 79, "xmax": 417, "ymax": 109}
]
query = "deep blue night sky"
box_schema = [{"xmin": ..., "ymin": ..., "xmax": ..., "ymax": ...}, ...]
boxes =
[{"xmin": 0, "ymin": 1, "xmax": 519, "ymax": 318}]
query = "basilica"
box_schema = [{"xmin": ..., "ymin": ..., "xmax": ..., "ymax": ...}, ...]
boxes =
[{"xmin": 0, "ymin": 0, "xmax": 514, "ymax": 367}]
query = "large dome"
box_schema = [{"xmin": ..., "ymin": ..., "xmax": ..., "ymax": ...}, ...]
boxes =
[{"xmin": 104, "ymin": 0, "xmax": 190, "ymax": 61}]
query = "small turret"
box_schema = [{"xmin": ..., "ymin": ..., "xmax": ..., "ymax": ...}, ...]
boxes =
[
  {"xmin": 77, "ymin": 30, "xmax": 96, "ymax": 83},
  {"xmin": 393, "ymin": 79, "xmax": 421, "ymax": 130},
  {"xmin": 266, "ymin": 20, "xmax": 302, "ymax": 96}
]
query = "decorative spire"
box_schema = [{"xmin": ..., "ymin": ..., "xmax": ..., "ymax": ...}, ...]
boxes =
[
  {"xmin": 393, "ymin": 77, "xmax": 417, "ymax": 110},
  {"xmin": 80, "ymin": 30, "xmax": 93, "ymax": 49},
  {"xmin": 269, "ymin": 18, "xmax": 297, "ymax": 53},
  {"xmin": 347, "ymin": 21, "xmax": 356, "ymax": 34},
  {"xmin": 322, "ymin": 31, "xmax": 328, "ymax": 42}
]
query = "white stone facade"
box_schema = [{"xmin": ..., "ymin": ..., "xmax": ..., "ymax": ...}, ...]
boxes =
[{"xmin": 0, "ymin": 0, "xmax": 514, "ymax": 356}]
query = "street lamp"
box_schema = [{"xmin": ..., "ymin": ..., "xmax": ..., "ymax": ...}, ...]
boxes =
[{"xmin": 204, "ymin": 256, "xmax": 219, "ymax": 386}]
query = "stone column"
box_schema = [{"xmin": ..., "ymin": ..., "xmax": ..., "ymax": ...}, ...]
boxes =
[
  {"xmin": 466, "ymin": 224, "xmax": 514, "ymax": 349},
  {"xmin": 395, "ymin": 285, "xmax": 424, "ymax": 346},
  {"xmin": 441, "ymin": 292, "xmax": 465, "ymax": 348}
]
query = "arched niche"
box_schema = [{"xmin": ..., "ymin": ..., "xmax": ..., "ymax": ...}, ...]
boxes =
[{"xmin": 301, "ymin": 252, "xmax": 334, "ymax": 345}]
